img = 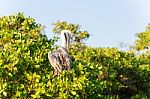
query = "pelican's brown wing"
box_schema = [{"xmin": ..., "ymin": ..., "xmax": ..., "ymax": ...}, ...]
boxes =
[
  {"xmin": 58, "ymin": 52, "xmax": 70, "ymax": 70},
  {"xmin": 48, "ymin": 48, "xmax": 70, "ymax": 75},
  {"xmin": 48, "ymin": 52, "xmax": 62, "ymax": 75},
  {"xmin": 56, "ymin": 47, "xmax": 71, "ymax": 70}
]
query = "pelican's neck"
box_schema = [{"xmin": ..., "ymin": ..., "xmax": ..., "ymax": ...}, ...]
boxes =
[
  {"xmin": 61, "ymin": 38, "xmax": 67, "ymax": 49},
  {"xmin": 60, "ymin": 31, "xmax": 70, "ymax": 51}
]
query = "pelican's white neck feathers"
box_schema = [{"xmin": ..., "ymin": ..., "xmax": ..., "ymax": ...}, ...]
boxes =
[{"xmin": 61, "ymin": 30, "xmax": 71, "ymax": 50}]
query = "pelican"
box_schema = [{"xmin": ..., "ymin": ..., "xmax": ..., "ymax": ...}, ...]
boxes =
[{"xmin": 48, "ymin": 30, "xmax": 71, "ymax": 75}]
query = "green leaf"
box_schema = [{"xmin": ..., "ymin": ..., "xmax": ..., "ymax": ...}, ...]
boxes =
[
  {"xmin": 71, "ymin": 91, "xmax": 76, "ymax": 95},
  {"xmin": 3, "ymin": 91, "xmax": 7, "ymax": 96}
]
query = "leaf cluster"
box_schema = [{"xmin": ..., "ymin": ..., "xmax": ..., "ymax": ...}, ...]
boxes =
[{"xmin": 133, "ymin": 24, "xmax": 150, "ymax": 50}]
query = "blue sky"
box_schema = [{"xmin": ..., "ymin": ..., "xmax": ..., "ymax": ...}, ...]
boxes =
[{"xmin": 0, "ymin": 0, "xmax": 150, "ymax": 48}]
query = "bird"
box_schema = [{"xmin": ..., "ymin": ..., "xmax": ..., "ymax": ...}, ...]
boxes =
[{"xmin": 48, "ymin": 30, "xmax": 71, "ymax": 75}]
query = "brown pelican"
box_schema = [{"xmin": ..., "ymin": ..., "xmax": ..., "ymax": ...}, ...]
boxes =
[{"xmin": 48, "ymin": 30, "xmax": 71, "ymax": 75}]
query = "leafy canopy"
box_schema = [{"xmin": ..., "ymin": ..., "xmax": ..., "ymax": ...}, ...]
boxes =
[
  {"xmin": 133, "ymin": 24, "xmax": 150, "ymax": 50},
  {"xmin": 0, "ymin": 13, "xmax": 55, "ymax": 98},
  {"xmin": 0, "ymin": 13, "xmax": 150, "ymax": 99}
]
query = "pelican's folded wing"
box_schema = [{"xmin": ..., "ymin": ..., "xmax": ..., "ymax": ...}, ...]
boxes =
[{"xmin": 48, "ymin": 52, "xmax": 62, "ymax": 73}]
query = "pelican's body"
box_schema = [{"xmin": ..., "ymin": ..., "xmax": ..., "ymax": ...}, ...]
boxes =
[{"xmin": 48, "ymin": 30, "xmax": 71, "ymax": 75}]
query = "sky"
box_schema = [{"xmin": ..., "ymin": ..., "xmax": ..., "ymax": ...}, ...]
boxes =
[{"xmin": 0, "ymin": 0, "xmax": 150, "ymax": 48}]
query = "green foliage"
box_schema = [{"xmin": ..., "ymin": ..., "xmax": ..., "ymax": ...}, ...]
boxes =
[
  {"xmin": 52, "ymin": 20, "xmax": 90, "ymax": 43},
  {"xmin": 70, "ymin": 46, "xmax": 150, "ymax": 98},
  {"xmin": 133, "ymin": 24, "xmax": 150, "ymax": 50},
  {"xmin": 0, "ymin": 13, "xmax": 150, "ymax": 98},
  {"xmin": 0, "ymin": 13, "xmax": 55, "ymax": 98}
]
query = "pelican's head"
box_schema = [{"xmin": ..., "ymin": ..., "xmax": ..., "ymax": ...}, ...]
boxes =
[{"xmin": 61, "ymin": 30, "xmax": 71, "ymax": 50}]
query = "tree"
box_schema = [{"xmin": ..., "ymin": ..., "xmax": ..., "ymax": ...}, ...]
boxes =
[
  {"xmin": 0, "ymin": 13, "xmax": 55, "ymax": 98},
  {"xmin": 133, "ymin": 24, "xmax": 150, "ymax": 50}
]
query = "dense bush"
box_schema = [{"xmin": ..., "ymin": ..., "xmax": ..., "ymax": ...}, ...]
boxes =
[
  {"xmin": 0, "ymin": 13, "xmax": 150, "ymax": 98},
  {"xmin": 70, "ymin": 45, "xmax": 150, "ymax": 98},
  {"xmin": 0, "ymin": 13, "xmax": 55, "ymax": 98}
]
